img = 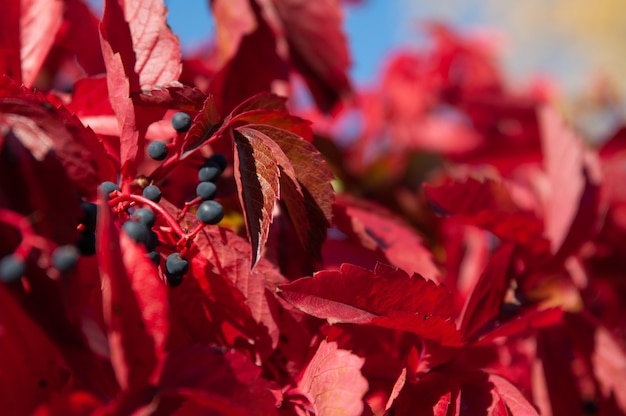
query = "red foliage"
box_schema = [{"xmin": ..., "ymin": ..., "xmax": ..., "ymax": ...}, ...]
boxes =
[{"xmin": 0, "ymin": 1, "xmax": 625, "ymax": 415}]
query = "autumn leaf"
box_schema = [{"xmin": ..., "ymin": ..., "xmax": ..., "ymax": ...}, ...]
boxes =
[
  {"xmin": 460, "ymin": 244, "xmax": 515, "ymax": 340},
  {"xmin": 386, "ymin": 371, "xmax": 459, "ymax": 416},
  {"xmin": 283, "ymin": 340, "xmax": 368, "ymax": 416},
  {"xmin": 278, "ymin": 263, "xmax": 463, "ymax": 346},
  {"xmin": 0, "ymin": 1, "xmax": 21, "ymax": 83},
  {"xmin": 96, "ymin": 197, "xmax": 169, "ymax": 390},
  {"xmin": 274, "ymin": 0, "xmax": 352, "ymax": 112},
  {"xmin": 0, "ymin": 284, "xmax": 69, "ymax": 415},
  {"xmin": 233, "ymin": 129, "xmax": 280, "ymax": 267},
  {"xmin": 425, "ymin": 176, "xmax": 551, "ymax": 256},
  {"xmin": 489, "ymin": 374, "xmax": 539, "ymax": 415},
  {"xmin": 185, "ymin": 93, "xmax": 333, "ymax": 266},
  {"xmin": 332, "ymin": 195, "xmax": 440, "ymax": 280},
  {"xmin": 157, "ymin": 345, "xmax": 278, "ymax": 416},
  {"xmin": 20, "ymin": 0, "xmax": 64, "ymax": 87},
  {"xmin": 538, "ymin": 105, "xmax": 602, "ymax": 259},
  {"xmin": 99, "ymin": 0, "xmax": 181, "ymax": 178},
  {"xmin": 209, "ymin": 0, "xmax": 288, "ymax": 114}
]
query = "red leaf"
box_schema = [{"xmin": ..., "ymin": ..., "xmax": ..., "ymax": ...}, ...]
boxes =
[
  {"xmin": 538, "ymin": 106, "xmax": 601, "ymax": 258},
  {"xmin": 210, "ymin": 0, "xmax": 288, "ymax": 114},
  {"xmin": 534, "ymin": 325, "xmax": 585, "ymax": 416},
  {"xmin": 425, "ymin": 177, "xmax": 550, "ymax": 256},
  {"xmin": 158, "ymin": 345, "xmax": 278, "ymax": 416},
  {"xmin": 180, "ymin": 94, "xmax": 221, "ymax": 157},
  {"xmin": 590, "ymin": 326, "xmax": 626, "ymax": 412},
  {"xmin": 278, "ymin": 263, "xmax": 462, "ymax": 346},
  {"xmin": 0, "ymin": 114, "xmax": 81, "ymax": 244},
  {"xmin": 1, "ymin": 95, "xmax": 116, "ymax": 197},
  {"xmin": 96, "ymin": 198, "xmax": 169, "ymax": 390},
  {"xmin": 193, "ymin": 226, "xmax": 286, "ymax": 354},
  {"xmin": 0, "ymin": 1, "xmax": 21, "ymax": 82},
  {"xmin": 230, "ymin": 109, "xmax": 314, "ymax": 143},
  {"xmin": 135, "ymin": 83, "xmax": 208, "ymax": 112},
  {"xmin": 386, "ymin": 371, "xmax": 459, "ymax": 416},
  {"xmin": 230, "ymin": 92, "xmax": 288, "ymax": 115},
  {"xmin": 32, "ymin": 392, "xmax": 104, "ymax": 416},
  {"xmin": 233, "ymin": 128, "xmax": 281, "ymax": 267},
  {"xmin": 489, "ymin": 374, "xmax": 538, "ymax": 416},
  {"xmin": 260, "ymin": 124, "xmax": 334, "ymax": 256},
  {"xmin": 332, "ymin": 195, "xmax": 440, "ymax": 280},
  {"xmin": 460, "ymin": 244, "xmax": 515, "ymax": 340},
  {"xmin": 0, "ymin": 285, "xmax": 70, "ymax": 415},
  {"xmin": 99, "ymin": 0, "xmax": 181, "ymax": 176},
  {"xmin": 283, "ymin": 340, "xmax": 368, "ymax": 416},
  {"xmin": 20, "ymin": 0, "xmax": 64, "ymax": 87},
  {"xmin": 100, "ymin": 0, "xmax": 181, "ymax": 91},
  {"xmin": 57, "ymin": 0, "xmax": 106, "ymax": 76},
  {"xmin": 274, "ymin": 0, "xmax": 352, "ymax": 112},
  {"xmin": 475, "ymin": 307, "xmax": 563, "ymax": 346}
]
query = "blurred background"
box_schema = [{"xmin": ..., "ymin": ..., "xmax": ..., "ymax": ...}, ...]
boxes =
[{"xmin": 87, "ymin": 0, "xmax": 626, "ymax": 137}]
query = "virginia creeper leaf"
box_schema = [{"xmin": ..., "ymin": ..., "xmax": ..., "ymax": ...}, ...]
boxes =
[
  {"xmin": 97, "ymin": 197, "xmax": 169, "ymax": 390},
  {"xmin": 158, "ymin": 345, "xmax": 278, "ymax": 416},
  {"xmin": 20, "ymin": 0, "xmax": 64, "ymax": 88},
  {"xmin": 333, "ymin": 195, "xmax": 440, "ymax": 280},
  {"xmin": 460, "ymin": 244, "xmax": 515, "ymax": 340},
  {"xmin": 386, "ymin": 371, "xmax": 459, "ymax": 416},
  {"xmin": 259, "ymin": 124, "xmax": 334, "ymax": 257},
  {"xmin": 0, "ymin": 116, "xmax": 81, "ymax": 244},
  {"xmin": 210, "ymin": 0, "xmax": 288, "ymax": 114},
  {"xmin": 278, "ymin": 263, "xmax": 462, "ymax": 346},
  {"xmin": 0, "ymin": 1, "xmax": 21, "ymax": 82},
  {"xmin": 99, "ymin": 0, "xmax": 181, "ymax": 176},
  {"xmin": 180, "ymin": 94, "xmax": 220, "ymax": 156},
  {"xmin": 284, "ymin": 340, "xmax": 368, "ymax": 416},
  {"xmin": 425, "ymin": 177, "xmax": 550, "ymax": 256},
  {"xmin": 233, "ymin": 128, "xmax": 280, "ymax": 267},
  {"xmin": 538, "ymin": 105, "xmax": 601, "ymax": 259},
  {"xmin": 0, "ymin": 285, "xmax": 69, "ymax": 415},
  {"xmin": 489, "ymin": 374, "xmax": 539, "ymax": 415},
  {"xmin": 274, "ymin": 0, "xmax": 352, "ymax": 112}
]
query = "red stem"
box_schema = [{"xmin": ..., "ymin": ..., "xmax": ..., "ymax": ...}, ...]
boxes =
[{"xmin": 108, "ymin": 194, "xmax": 186, "ymax": 238}]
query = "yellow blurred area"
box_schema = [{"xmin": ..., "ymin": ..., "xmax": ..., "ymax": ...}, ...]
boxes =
[{"xmin": 402, "ymin": 0, "xmax": 626, "ymax": 138}]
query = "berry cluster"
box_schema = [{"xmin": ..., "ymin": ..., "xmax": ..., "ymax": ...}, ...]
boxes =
[
  {"xmin": 139, "ymin": 112, "xmax": 226, "ymax": 287},
  {"xmin": 0, "ymin": 209, "xmax": 81, "ymax": 283},
  {"xmin": 0, "ymin": 112, "xmax": 227, "ymax": 289}
]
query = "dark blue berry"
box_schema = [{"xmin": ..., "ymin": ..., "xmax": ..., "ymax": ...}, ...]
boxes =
[
  {"xmin": 196, "ymin": 182, "xmax": 217, "ymax": 200},
  {"xmin": 166, "ymin": 253, "xmax": 189, "ymax": 276},
  {"xmin": 198, "ymin": 164, "xmax": 221, "ymax": 183},
  {"xmin": 132, "ymin": 208, "xmax": 156, "ymax": 228},
  {"xmin": 122, "ymin": 220, "xmax": 149, "ymax": 245},
  {"xmin": 146, "ymin": 251, "xmax": 160, "ymax": 266},
  {"xmin": 166, "ymin": 272, "xmax": 184, "ymax": 287},
  {"xmin": 196, "ymin": 200, "xmax": 224, "ymax": 224},
  {"xmin": 148, "ymin": 141, "xmax": 168, "ymax": 161},
  {"xmin": 77, "ymin": 230, "xmax": 96, "ymax": 256},
  {"xmin": 198, "ymin": 154, "xmax": 227, "ymax": 182},
  {"xmin": 143, "ymin": 185, "xmax": 162, "ymax": 203},
  {"xmin": 99, "ymin": 181, "xmax": 119, "ymax": 198},
  {"xmin": 51, "ymin": 245, "xmax": 79, "ymax": 273},
  {"xmin": 208, "ymin": 153, "xmax": 228, "ymax": 171},
  {"xmin": 0, "ymin": 255, "xmax": 25, "ymax": 282},
  {"xmin": 81, "ymin": 202, "xmax": 97, "ymax": 231},
  {"xmin": 171, "ymin": 112, "xmax": 192, "ymax": 133},
  {"xmin": 145, "ymin": 230, "xmax": 159, "ymax": 251}
]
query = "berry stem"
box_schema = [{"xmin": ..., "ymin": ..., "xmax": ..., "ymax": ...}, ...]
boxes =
[
  {"xmin": 0, "ymin": 209, "xmax": 53, "ymax": 256},
  {"xmin": 184, "ymin": 222, "xmax": 206, "ymax": 241},
  {"xmin": 108, "ymin": 194, "xmax": 186, "ymax": 238},
  {"xmin": 178, "ymin": 196, "xmax": 202, "ymax": 220}
]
